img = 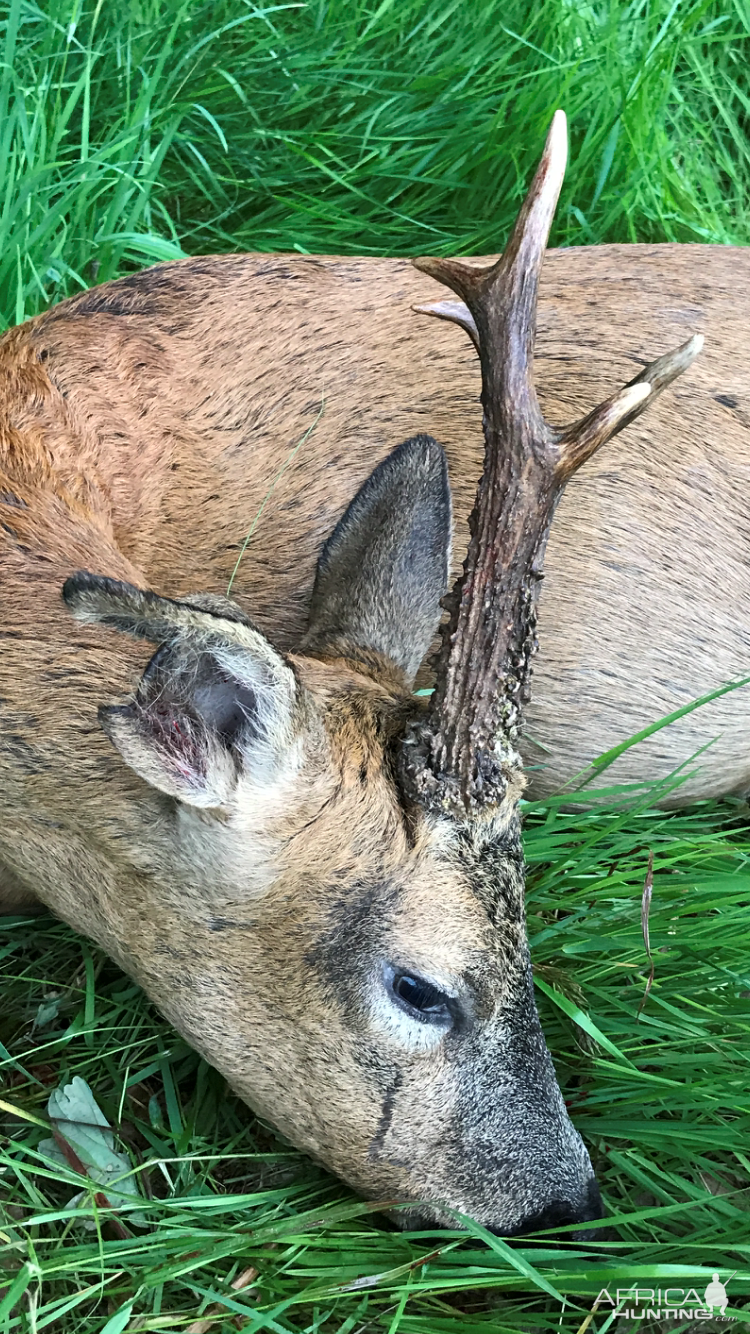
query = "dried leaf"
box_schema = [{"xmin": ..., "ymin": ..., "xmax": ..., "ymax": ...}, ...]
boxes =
[
  {"xmin": 38, "ymin": 1076, "xmax": 147, "ymax": 1222},
  {"xmin": 33, "ymin": 997, "xmax": 60, "ymax": 1029}
]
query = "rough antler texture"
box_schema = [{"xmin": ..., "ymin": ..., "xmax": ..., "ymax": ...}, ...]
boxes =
[{"xmin": 399, "ymin": 111, "xmax": 703, "ymax": 818}]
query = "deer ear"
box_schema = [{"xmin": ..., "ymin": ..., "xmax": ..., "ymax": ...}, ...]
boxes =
[
  {"xmin": 63, "ymin": 574, "xmax": 300, "ymax": 808},
  {"xmin": 300, "ymin": 435, "xmax": 452, "ymax": 684},
  {"xmin": 99, "ymin": 640, "xmax": 299, "ymax": 808}
]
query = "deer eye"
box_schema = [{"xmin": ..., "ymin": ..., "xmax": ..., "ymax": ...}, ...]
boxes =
[{"xmin": 386, "ymin": 967, "xmax": 453, "ymax": 1023}]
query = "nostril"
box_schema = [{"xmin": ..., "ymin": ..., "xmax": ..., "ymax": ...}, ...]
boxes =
[
  {"xmin": 571, "ymin": 1177, "xmax": 606, "ymax": 1242},
  {"xmin": 581, "ymin": 1176, "xmax": 604, "ymax": 1223},
  {"xmin": 504, "ymin": 1177, "xmax": 605, "ymax": 1241},
  {"xmin": 507, "ymin": 1199, "xmax": 580, "ymax": 1238}
]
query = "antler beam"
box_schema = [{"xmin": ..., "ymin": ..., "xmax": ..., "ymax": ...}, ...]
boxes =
[{"xmin": 400, "ymin": 110, "xmax": 703, "ymax": 818}]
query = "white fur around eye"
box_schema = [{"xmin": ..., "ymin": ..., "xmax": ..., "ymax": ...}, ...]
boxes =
[{"xmin": 367, "ymin": 968, "xmax": 456, "ymax": 1052}]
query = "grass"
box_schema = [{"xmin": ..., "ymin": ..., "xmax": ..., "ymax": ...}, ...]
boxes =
[
  {"xmin": 1, "ymin": 0, "xmax": 750, "ymax": 1329},
  {"xmin": 4, "ymin": 0, "xmax": 750, "ymax": 328}
]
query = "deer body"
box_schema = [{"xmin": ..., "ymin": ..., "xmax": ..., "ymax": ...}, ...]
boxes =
[
  {"xmin": 3, "ymin": 244, "xmax": 747, "ymax": 811},
  {"xmin": 0, "ymin": 126, "xmax": 742, "ymax": 1233}
]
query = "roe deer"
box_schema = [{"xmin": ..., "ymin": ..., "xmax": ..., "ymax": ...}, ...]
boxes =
[{"xmin": 0, "ymin": 112, "xmax": 714, "ymax": 1232}]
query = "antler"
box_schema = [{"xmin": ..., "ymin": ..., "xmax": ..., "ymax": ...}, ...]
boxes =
[{"xmin": 399, "ymin": 111, "xmax": 703, "ymax": 818}]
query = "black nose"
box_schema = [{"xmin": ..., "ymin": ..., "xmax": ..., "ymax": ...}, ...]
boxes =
[{"xmin": 507, "ymin": 1177, "xmax": 604, "ymax": 1241}]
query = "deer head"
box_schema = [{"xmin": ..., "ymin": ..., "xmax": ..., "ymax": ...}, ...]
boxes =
[{"xmin": 62, "ymin": 112, "xmax": 700, "ymax": 1235}]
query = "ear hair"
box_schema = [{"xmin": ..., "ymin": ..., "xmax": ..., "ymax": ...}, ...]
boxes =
[
  {"xmin": 300, "ymin": 435, "xmax": 452, "ymax": 684},
  {"xmin": 63, "ymin": 572, "xmax": 301, "ymax": 808},
  {"xmin": 63, "ymin": 572, "xmax": 253, "ymax": 643}
]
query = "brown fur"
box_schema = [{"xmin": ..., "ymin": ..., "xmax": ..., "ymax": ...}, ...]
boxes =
[
  {"xmin": 0, "ymin": 241, "xmax": 746, "ymax": 1230},
  {"xmin": 4, "ymin": 246, "xmax": 748, "ymax": 803}
]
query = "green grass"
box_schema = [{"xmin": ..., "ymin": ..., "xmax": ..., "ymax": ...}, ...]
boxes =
[
  {"xmin": 2, "ymin": 0, "xmax": 750, "ymax": 1328},
  {"xmin": 4, "ymin": 0, "xmax": 750, "ymax": 329}
]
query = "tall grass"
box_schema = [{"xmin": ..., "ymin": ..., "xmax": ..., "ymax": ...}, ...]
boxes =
[
  {"xmin": 3, "ymin": 0, "xmax": 750, "ymax": 328},
  {"xmin": 2, "ymin": 0, "xmax": 750, "ymax": 1329}
]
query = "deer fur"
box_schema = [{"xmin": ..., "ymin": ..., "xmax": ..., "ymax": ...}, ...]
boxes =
[
  {"xmin": 0, "ymin": 229, "xmax": 745, "ymax": 1233},
  {"xmin": 2, "ymin": 244, "xmax": 747, "ymax": 805}
]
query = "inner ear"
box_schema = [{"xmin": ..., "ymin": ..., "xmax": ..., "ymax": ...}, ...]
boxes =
[
  {"xmin": 63, "ymin": 570, "xmax": 301, "ymax": 809},
  {"xmin": 300, "ymin": 435, "xmax": 452, "ymax": 684},
  {"xmin": 100, "ymin": 637, "xmax": 299, "ymax": 809},
  {"xmin": 189, "ymin": 654, "xmax": 259, "ymax": 747}
]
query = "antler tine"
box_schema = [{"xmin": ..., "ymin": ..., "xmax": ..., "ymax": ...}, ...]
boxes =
[
  {"xmin": 414, "ymin": 110, "xmax": 568, "ymax": 438},
  {"xmin": 413, "ymin": 301, "xmax": 480, "ymax": 352},
  {"xmin": 414, "ymin": 110, "xmax": 567, "ymax": 308},
  {"xmin": 399, "ymin": 113, "xmax": 703, "ymax": 820},
  {"xmin": 558, "ymin": 334, "xmax": 704, "ymax": 480}
]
